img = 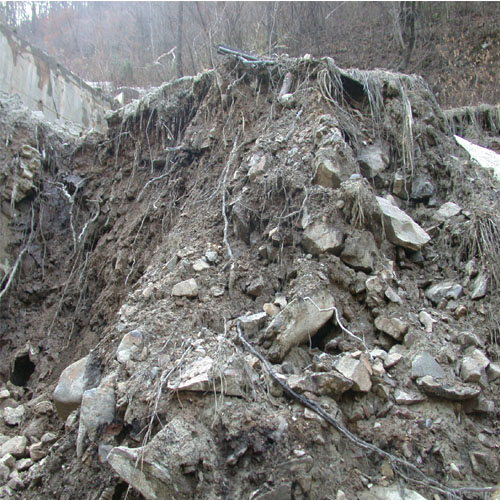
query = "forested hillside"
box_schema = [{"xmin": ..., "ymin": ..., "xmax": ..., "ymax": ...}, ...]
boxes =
[{"xmin": 1, "ymin": 1, "xmax": 499, "ymax": 107}]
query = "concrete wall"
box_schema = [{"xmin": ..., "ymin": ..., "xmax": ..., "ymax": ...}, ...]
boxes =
[{"xmin": 0, "ymin": 24, "xmax": 111, "ymax": 132}]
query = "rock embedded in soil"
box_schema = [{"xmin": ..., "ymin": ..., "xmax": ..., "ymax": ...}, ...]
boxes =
[
  {"xmin": 410, "ymin": 175, "xmax": 435, "ymax": 201},
  {"xmin": 424, "ymin": 281, "xmax": 463, "ymax": 305},
  {"xmin": 116, "ymin": 329, "xmax": 145, "ymax": 364},
  {"xmin": 301, "ymin": 221, "xmax": 344, "ymax": 256},
  {"xmin": 340, "ymin": 230, "xmax": 377, "ymax": 272},
  {"xmin": 0, "ymin": 436, "xmax": 27, "ymax": 458},
  {"xmin": 411, "ymin": 353, "xmax": 445, "ymax": 379},
  {"xmin": 376, "ymin": 196, "xmax": 431, "ymax": 251},
  {"xmin": 77, "ymin": 379, "xmax": 116, "ymax": 457},
  {"xmin": 416, "ymin": 375, "xmax": 481, "ymax": 401},
  {"xmin": 470, "ymin": 272, "xmax": 488, "ymax": 299},
  {"xmin": 433, "ymin": 201, "xmax": 461, "ymax": 220},
  {"xmin": 3, "ymin": 405, "xmax": 25, "ymax": 426},
  {"xmin": 268, "ymin": 289, "xmax": 335, "ymax": 362},
  {"xmin": 358, "ymin": 485, "xmax": 428, "ymax": 500},
  {"xmin": 53, "ymin": 355, "xmax": 101, "ymax": 419},
  {"xmin": 171, "ymin": 278, "xmax": 199, "ymax": 298},
  {"xmin": 238, "ymin": 312, "xmax": 267, "ymax": 336},
  {"xmin": 334, "ymin": 353, "xmax": 372, "ymax": 392},
  {"xmin": 357, "ymin": 143, "xmax": 389, "ymax": 179},
  {"xmin": 374, "ymin": 317, "xmax": 409, "ymax": 341},
  {"xmin": 460, "ymin": 349, "xmax": 489, "ymax": 383}
]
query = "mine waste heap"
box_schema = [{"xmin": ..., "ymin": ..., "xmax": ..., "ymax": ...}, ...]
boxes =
[{"xmin": 1, "ymin": 48, "xmax": 500, "ymax": 500}]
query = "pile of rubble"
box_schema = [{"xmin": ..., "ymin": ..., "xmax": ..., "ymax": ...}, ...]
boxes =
[{"xmin": 0, "ymin": 55, "xmax": 499, "ymax": 499}]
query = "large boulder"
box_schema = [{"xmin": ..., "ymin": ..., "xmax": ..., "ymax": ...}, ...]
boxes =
[
  {"xmin": 376, "ymin": 197, "xmax": 430, "ymax": 251},
  {"xmin": 53, "ymin": 355, "xmax": 101, "ymax": 419},
  {"xmin": 268, "ymin": 290, "xmax": 335, "ymax": 362},
  {"xmin": 107, "ymin": 416, "xmax": 216, "ymax": 500}
]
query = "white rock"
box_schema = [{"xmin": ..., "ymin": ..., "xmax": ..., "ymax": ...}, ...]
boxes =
[
  {"xmin": 301, "ymin": 221, "xmax": 344, "ymax": 256},
  {"xmin": 487, "ymin": 362, "xmax": 500, "ymax": 382},
  {"xmin": 1, "ymin": 454, "xmax": 15, "ymax": 468},
  {"xmin": 3, "ymin": 405, "xmax": 25, "ymax": 426},
  {"xmin": 374, "ymin": 317, "xmax": 409, "ymax": 341},
  {"xmin": 15, "ymin": 458, "xmax": 32, "ymax": 471},
  {"xmin": 192, "ymin": 259, "xmax": 210, "ymax": 272},
  {"xmin": 335, "ymin": 354, "xmax": 372, "ymax": 392},
  {"xmin": 377, "ymin": 196, "xmax": 431, "ymax": 250},
  {"xmin": 384, "ymin": 352, "xmax": 403, "ymax": 369},
  {"xmin": 418, "ymin": 311, "xmax": 435, "ymax": 333},
  {"xmin": 461, "ymin": 349, "xmax": 489, "ymax": 383},
  {"xmin": 116, "ymin": 329, "xmax": 145, "ymax": 364},
  {"xmin": 433, "ymin": 202, "xmax": 461, "ymax": 220},
  {"xmin": 172, "ymin": 278, "xmax": 198, "ymax": 298},
  {"xmin": 238, "ymin": 312, "xmax": 268, "ymax": 336},
  {"xmin": 268, "ymin": 290, "xmax": 335, "ymax": 362},
  {"xmin": 358, "ymin": 485, "xmax": 428, "ymax": 500},
  {"xmin": 53, "ymin": 356, "xmax": 90, "ymax": 419},
  {"xmin": 0, "ymin": 436, "xmax": 27, "ymax": 458}
]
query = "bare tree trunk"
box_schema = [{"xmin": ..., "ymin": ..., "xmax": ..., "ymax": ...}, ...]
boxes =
[
  {"xmin": 266, "ymin": 2, "xmax": 278, "ymax": 56},
  {"xmin": 176, "ymin": 1, "xmax": 184, "ymax": 78},
  {"xmin": 398, "ymin": 1, "xmax": 417, "ymax": 70}
]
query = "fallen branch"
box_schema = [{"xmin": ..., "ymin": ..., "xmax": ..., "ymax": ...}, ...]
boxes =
[{"xmin": 236, "ymin": 322, "xmax": 495, "ymax": 499}]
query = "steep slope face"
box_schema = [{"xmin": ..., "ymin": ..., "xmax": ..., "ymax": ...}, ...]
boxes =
[{"xmin": 0, "ymin": 55, "xmax": 499, "ymax": 500}]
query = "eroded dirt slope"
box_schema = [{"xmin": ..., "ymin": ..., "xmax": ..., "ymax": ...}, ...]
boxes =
[{"xmin": 0, "ymin": 54, "xmax": 499, "ymax": 500}]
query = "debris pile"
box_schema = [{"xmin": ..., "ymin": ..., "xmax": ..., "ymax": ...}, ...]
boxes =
[{"xmin": 0, "ymin": 53, "xmax": 499, "ymax": 500}]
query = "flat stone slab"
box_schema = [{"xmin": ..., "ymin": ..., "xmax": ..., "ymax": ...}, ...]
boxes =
[{"xmin": 416, "ymin": 376, "xmax": 481, "ymax": 401}]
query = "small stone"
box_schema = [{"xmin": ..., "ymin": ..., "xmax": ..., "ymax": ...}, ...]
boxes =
[
  {"xmin": 487, "ymin": 362, "xmax": 500, "ymax": 381},
  {"xmin": 470, "ymin": 273, "xmax": 488, "ymax": 299},
  {"xmin": 192, "ymin": 259, "xmax": 210, "ymax": 272},
  {"xmin": 410, "ymin": 175, "xmax": 435, "ymax": 201},
  {"xmin": 449, "ymin": 462, "xmax": 462, "ymax": 479},
  {"xmin": 29, "ymin": 442, "xmax": 47, "ymax": 462},
  {"xmin": 340, "ymin": 230, "xmax": 377, "ymax": 273},
  {"xmin": 425, "ymin": 281, "xmax": 463, "ymax": 305},
  {"xmin": 7, "ymin": 474, "xmax": 24, "ymax": 491},
  {"xmin": 142, "ymin": 283, "xmax": 154, "ymax": 299},
  {"xmin": 33, "ymin": 400, "xmax": 53, "ymax": 415},
  {"xmin": 15, "ymin": 458, "xmax": 32, "ymax": 471},
  {"xmin": 418, "ymin": 310, "xmax": 435, "ymax": 333},
  {"xmin": 377, "ymin": 196, "xmax": 431, "ymax": 250},
  {"xmin": 210, "ymin": 286, "xmax": 224, "ymax": 297},
  {"xmin": 41, "ymin": 432, "xmax": 57, "ymax": 445},
  {"xmin": 374, "ymin": 317, "xmax": 409, "ymax": 341},
  {"xmin": 0, "ymin": 389, "xmax": 10, "ymax": 400},
  {"xmin": 411, "ymin": 353, "xmax": 444, "ymax": 379},
  {"xmin": 205, "ymin": 250, "xmax": 218, "ymax": 263},
  {"xmin": 247, "ymin": 153, "xmax": 268, "ymax": 181},
  {"xmin": 3, "ymin": 405, "xmax": 25, "ymax": 426},
  {"xmin": 116, "ymin": 329, "xmax": 145, "ymax": 364},
  {"xmin": 385, "ymin": 287, "xmax": 403, "ymax": 304},
  {"xmin": 461, "ymin": 349, "xmax": 489, "ymax": 383},
  {"xmin": 172, "ymin": 278, "xmax": 198, "ymax": 298},
  {"xmin": 394, "ymin": 389, "xmax": 426, "ymax": 405},
  {"xmin": 416, "ymin": 376, "xmax": 481, "ymax": 401},
  {"xmin": 335, "ymin": 354, "xmax": 372, "ymax": 392},
  {"xmin": 357, "ymin": 143, "xmax": 389, "ymax": 179},
  {"xmin": 433, "ymin": 202, "xmax": 461, "ymax": 220},
  {"xmin": 336, "ymin": 490, "xmax": 347, "ymax": 500},
  {"xmin": 453, "ymin": 304, "xmax": 467, "ymax": 318},
  {"xmin": 1, "ymin": 454, "xmax": 15, "ymax": 468},
  {"xmin": 274, "ymin": 296, "xmax": 287, "ymax": 308},
  {"xmin": 302, "ymin": 221, "xmax": 344, "ymax": 256},
  {"xmin": 366, "ymin": 276, "xmax": 384, "ymax": 294},
  {"xmin": 0, "ymin": 436, "xmax": 27, "ymax": 458},
  {"xmin": 384, "ymin": 352, "xmax": 403, "ymax": 369},
  {"xmin": 0, "ymin": 462, "xmax": 9, "ymax": 482},
  {"xmin": 246, "ymin": 276, "xmax": 265, "ymax": 297},
  {"xmin": 238, "ymin": 312, "xmax": 267, "ymax": 336},
  {"xmin": 263, "ymin": 303, "xmax": 280, "ymax": 317}
]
